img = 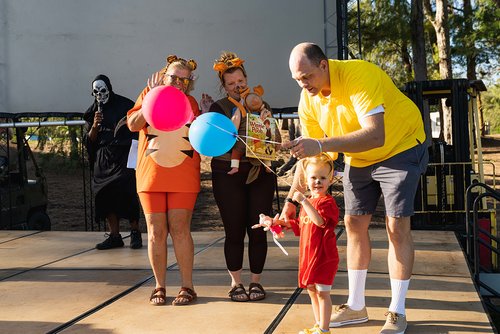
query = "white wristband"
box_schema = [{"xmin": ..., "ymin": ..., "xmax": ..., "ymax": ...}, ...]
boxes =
[
  {"xmin": 315, "ymin": 139, "xmax": 322, "ymax": 154},
  {"xmin": 231, "ymin": 159, "xmax": 240, "ymax": 168}
]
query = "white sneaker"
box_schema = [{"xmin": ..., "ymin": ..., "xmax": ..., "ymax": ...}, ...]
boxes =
[
  {"xmin": 379, "ymin": 311, "xmax": 407, "ymax": 334},
  {"xmin": 329, "ymin": 304, "xmax": 369, "ymax": 327}
]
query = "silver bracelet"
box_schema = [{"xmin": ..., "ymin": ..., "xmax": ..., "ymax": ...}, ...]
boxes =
[{"xmin": 315, "ymin": 139, "xmax": 322, "ymax": 154}]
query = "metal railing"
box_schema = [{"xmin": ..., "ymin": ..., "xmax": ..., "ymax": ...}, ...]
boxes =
[
  {"xmin": 415, "ymin": 161, "xmax": 496, "ymax": 214},
  {"xmin": 465, "ymin": 182, "xmax": 500, "ymax": 313}
]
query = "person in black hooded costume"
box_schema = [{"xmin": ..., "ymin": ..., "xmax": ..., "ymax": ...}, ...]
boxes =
[{"xmin": 83, "ymin": 74, "xmax": 142, "ymax": 250}]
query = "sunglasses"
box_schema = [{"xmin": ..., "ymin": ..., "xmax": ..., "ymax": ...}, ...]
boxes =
[{"xmin": 165, "ymin": 74, "xmax": 192, "ymax": 86}]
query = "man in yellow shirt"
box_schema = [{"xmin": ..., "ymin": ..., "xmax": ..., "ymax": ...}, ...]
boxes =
[{"xmin": 282, "ymin": 42, "xmax": 428, "ymax": 334}]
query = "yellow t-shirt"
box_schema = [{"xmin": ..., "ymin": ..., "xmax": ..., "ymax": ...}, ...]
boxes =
[{"xmin": 299, "ymin": 59, "xmax": 426, "ymax": 167}]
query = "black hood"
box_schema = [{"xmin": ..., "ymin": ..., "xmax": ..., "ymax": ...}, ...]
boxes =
[{"xmin": 92, "ymin": 74, "xmax": 113, "ymax": 93}]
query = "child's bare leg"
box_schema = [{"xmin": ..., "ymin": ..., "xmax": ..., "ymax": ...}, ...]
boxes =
[
  {"xmin": 317, "ymin": 289, "xmax": 332, "ymax": 331},
  {"xmin": 307, "ymin": 285, "xmax": 320, "ymax": 325}
]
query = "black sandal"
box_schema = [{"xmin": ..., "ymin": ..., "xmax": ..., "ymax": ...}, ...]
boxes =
[
  {"xmin": 248, "ymin": 282, "xmax": 266, "ymax": 301},
  {"xmin": 228, "ymin": 283, "xmax": 249, "ymax": 302}
]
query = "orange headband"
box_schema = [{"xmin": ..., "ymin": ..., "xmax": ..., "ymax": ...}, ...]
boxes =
[
  {"xmin": 166, "ymin": 54, "xmax": 197, "ymax": 71},
  {"xmin": 213, "ymin": 57, "xmax": 245, "ymax": 78}
]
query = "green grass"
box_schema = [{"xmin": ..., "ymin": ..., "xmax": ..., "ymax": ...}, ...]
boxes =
[
  {"xmin": 33, "ymin": 150, "xmax": 84, "ymax": 171},
  {"xmin": 483, "ymin": 83, "xmax": 500, "ymax": 135}
]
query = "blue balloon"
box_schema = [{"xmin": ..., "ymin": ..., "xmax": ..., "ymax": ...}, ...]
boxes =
[{"xmin": 189, "ymin": 112, "xmax": 237, "ymax": 157}]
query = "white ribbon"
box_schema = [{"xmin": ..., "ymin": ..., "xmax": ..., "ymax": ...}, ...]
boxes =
[{"xmin": 272, "ymin": 234, "xmax": 288, "ymax": 256}]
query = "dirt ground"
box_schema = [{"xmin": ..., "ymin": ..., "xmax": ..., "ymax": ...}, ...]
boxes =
[
  {"xmin": 44, "ymin": 135, "xmax": 500, "ymax": 233},
  {"xmin": 45, "ymin": 148, "xmax": 295, "ymax": 233}
]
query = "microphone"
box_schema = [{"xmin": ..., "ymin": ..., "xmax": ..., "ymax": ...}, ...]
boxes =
[{"xmin": 97, "ymin": 101, "xmax": 103, "ymax": 130}]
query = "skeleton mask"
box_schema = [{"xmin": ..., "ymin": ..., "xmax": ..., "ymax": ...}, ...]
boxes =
[{"xmin": 92, "ymin": 80, "xmax": 110, "ymax": 104}]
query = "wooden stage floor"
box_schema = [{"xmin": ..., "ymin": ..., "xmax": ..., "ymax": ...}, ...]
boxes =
[{"xmin": 0, "ymin": 229, "xmax": 495, "ymax": 333}]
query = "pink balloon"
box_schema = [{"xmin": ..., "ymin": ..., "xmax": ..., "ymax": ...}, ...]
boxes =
[{"xmin": 142, "ymin": 86, "xmax": 193, "ymax": 131}]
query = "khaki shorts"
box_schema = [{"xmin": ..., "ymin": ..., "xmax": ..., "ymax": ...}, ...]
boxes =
[{"xmin": 343, "ymin": 143, "xmax": 429, "ymax": 218}]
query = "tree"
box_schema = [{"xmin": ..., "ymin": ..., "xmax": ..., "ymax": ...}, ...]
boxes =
[
  {"xmin": 470, "ymin": 0, "xmax": 500, "ymax": 135},
  {"xmin": 424, "ymin": 0, "xmax": 453, "ymax": 143},
  {"xmin": 451, "ymin": 0, "xmax": 499, "ymax": 81},
  {"xmin": 462, "ymin": 0, "xmax": 477, "ymax": 80},
  {"xmin": 396, "ymin": 0, "xmax": 414, "ymax": 81},
  {"xmin": 351, "ymin": 1, "xmax": 414, "ymax": 86},
  {"xmin": 349, "ymin": 0, "xmax": 498, "ymax": 137},
  {"xmin": 482, "ymin": 81, "xmax": 500, "ymax": 134},
  {"xmin": 424, "ymin": 0, "xmax": 453, "ymax": 79},
  {"xmin": 29, "ymin": 118, "xmax": 83, "ymax": 166},
  {"xmin": 411, "ymin": 0, "xmax": 428, "ymax": 80},
  {"xmin": 449, "ymin": 0, "xmax": 499, "ymax": 135}
]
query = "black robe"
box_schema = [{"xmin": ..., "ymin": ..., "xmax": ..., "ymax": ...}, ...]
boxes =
[{"xmin": 83, "ymin": 77, "xmax": 140, "ymax": 221}]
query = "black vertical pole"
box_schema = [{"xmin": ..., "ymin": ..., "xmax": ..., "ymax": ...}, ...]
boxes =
[{"xmin": 337, "ymin": 0, "xmax": 348, "ymax": 60}]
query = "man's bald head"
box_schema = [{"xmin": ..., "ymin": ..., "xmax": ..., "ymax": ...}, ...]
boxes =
[
  {"xmin": 290, "ymin": 43, "xmax": 327, "ymax": 68},
  {"xmin": 289, "ymin": 43, "xmax": 330, "ymax": 97}
]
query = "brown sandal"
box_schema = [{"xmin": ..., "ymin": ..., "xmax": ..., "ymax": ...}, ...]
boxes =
[
  {"xmin": 228, "ymin": 283, "xmax": 249, "ymax": 302},
  {"xmin": 149, "ymin": 287, "xmax": 166, "ymax": 306},
  {"xmin": 172, "ymin": 287, "xmax": 197, "ymax": 306},
  {"xmin": 248, "ymin": 282, "xmax": 266, "ymax": 301}
]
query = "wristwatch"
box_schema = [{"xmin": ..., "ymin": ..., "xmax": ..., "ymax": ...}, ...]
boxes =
[{"xmin": 285, "ymin": 197, "xmax": 300, "ymax": 207}]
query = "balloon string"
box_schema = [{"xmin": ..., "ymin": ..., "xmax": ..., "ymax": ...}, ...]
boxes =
[
  {"xmin": 238, "ymin": 134, "xmax": 282, "ymax": 145},
  {"xmin": 206, "ymin": 121, "xmax": 281, "ymax": 145},
  {"xmin": 206, "ymin": 120, "xmax": 293, "ymax": 187},
  {"xmin": 235, "ymin": 135, "xmax": 293, "ymax": 188}
]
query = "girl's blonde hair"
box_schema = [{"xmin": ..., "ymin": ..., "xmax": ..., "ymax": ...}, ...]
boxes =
[{"xmin": 301, "ymin": 153, "xmax": 335, "ymax": 180}]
